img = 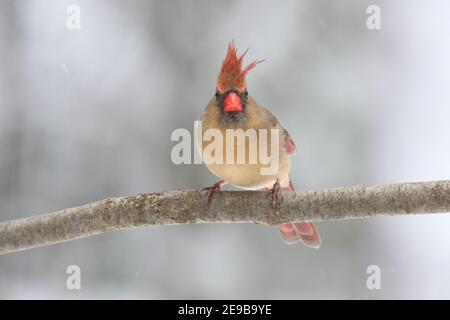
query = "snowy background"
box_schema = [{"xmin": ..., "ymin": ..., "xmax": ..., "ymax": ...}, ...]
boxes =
[{"xmin": 1, "ymin": 0, "xmax": 450, "ymax": 299}]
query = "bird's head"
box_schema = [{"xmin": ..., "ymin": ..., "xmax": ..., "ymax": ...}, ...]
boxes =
[{"xmin": 215, "ymin": 41, "xmax": 263, "ymax": 113}]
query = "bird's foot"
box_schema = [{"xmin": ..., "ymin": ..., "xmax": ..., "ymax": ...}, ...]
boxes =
[
  {"xmin": 201, "ymin": 180, "xmax": 226, "ymax": 205},
  {"xmin": 270, "ymin": 179, "xmax": 282, "ymax": 209}
]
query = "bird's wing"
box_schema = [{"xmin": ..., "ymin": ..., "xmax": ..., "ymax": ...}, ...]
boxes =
[
  {"xmin": 281, "ymin": 126, "xmax": 297, "ymax": 155},
  {"xmin": 265, "ymin": 110, "xmax": 297, "ymax": 155},
  {"xmin": 250, "ymin": 100, "xmax": 297, "ymax": 155}
]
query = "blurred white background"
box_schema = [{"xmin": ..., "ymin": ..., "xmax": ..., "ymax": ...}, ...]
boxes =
[{"xmin": 1, "ymin": 0, "xmax": 450, "ymax": 299}]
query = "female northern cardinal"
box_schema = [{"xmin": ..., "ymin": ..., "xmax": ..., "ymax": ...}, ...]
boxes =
[{"xmin": 196, "ymin": 42, "xmax": 321, "ymax": 248}]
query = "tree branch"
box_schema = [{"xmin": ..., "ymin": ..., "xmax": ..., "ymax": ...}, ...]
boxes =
[{"xmin": 0, "ymin": 179, "xmax": 449, "ymax": 255}]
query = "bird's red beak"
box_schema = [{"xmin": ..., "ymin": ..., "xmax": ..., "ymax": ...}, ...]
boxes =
[{"xmin": 223, "ymin": 92, "xmax": 243, "ymax": 113}]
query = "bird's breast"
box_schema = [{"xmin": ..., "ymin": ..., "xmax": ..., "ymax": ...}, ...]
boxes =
[{"xmin": 196, "ymin": 120, "xmax": 292, "ymax": 189}]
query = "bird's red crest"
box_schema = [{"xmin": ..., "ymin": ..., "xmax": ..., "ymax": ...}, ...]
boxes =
[{"xmin": 216, "ymin": 41, "xmax": 264, "ymax": 93}]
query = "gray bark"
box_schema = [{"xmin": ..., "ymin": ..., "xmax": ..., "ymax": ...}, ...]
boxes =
[{"xmin": 1, "ymin": 180, "xmax": 449, "ymax": 255}]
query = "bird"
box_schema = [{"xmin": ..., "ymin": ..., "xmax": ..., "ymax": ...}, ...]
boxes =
[{"xmin": 196, "ymin": 41, "xmax": 321, "ymax": 248}]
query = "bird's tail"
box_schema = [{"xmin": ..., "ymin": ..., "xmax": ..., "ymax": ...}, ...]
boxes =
[
  {"xmin": 279, "ymin": 222, "xmax": 321, "ymax": 248},
  {"xmin": 278, "ymin": 181, "xmax": 321, "ymax": 248}
]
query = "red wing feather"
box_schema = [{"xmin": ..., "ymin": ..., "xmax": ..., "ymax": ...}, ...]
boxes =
[
  {"xmin": 286, "ymin": 134, "xmax": 297, "ymax": 154},
  {"xmin": 281, "ymin": 127, "xmax": 297, "ymax": 155}
]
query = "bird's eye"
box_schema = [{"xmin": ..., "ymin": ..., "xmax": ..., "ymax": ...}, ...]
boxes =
[
  {"xmin": 244, "ymin": 91, "xmax": 248, "ymax": 98},
  {"xmin": 215, "ymin": 92, "xmax": 220, "ymax": 98}
]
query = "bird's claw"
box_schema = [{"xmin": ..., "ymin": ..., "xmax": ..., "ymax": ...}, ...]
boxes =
[
  {"xmin": 201, "ymin": 180, "xmax": 225, "ymax": 205},
  {"xmin": 270, "ymin": 179, "xmax": 281, "ymax": 209}
]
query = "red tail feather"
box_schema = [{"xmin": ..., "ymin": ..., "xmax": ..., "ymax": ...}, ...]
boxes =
[{"xmin": 278, "ymin": 181, "xmax": 321, "ymax": 248}]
